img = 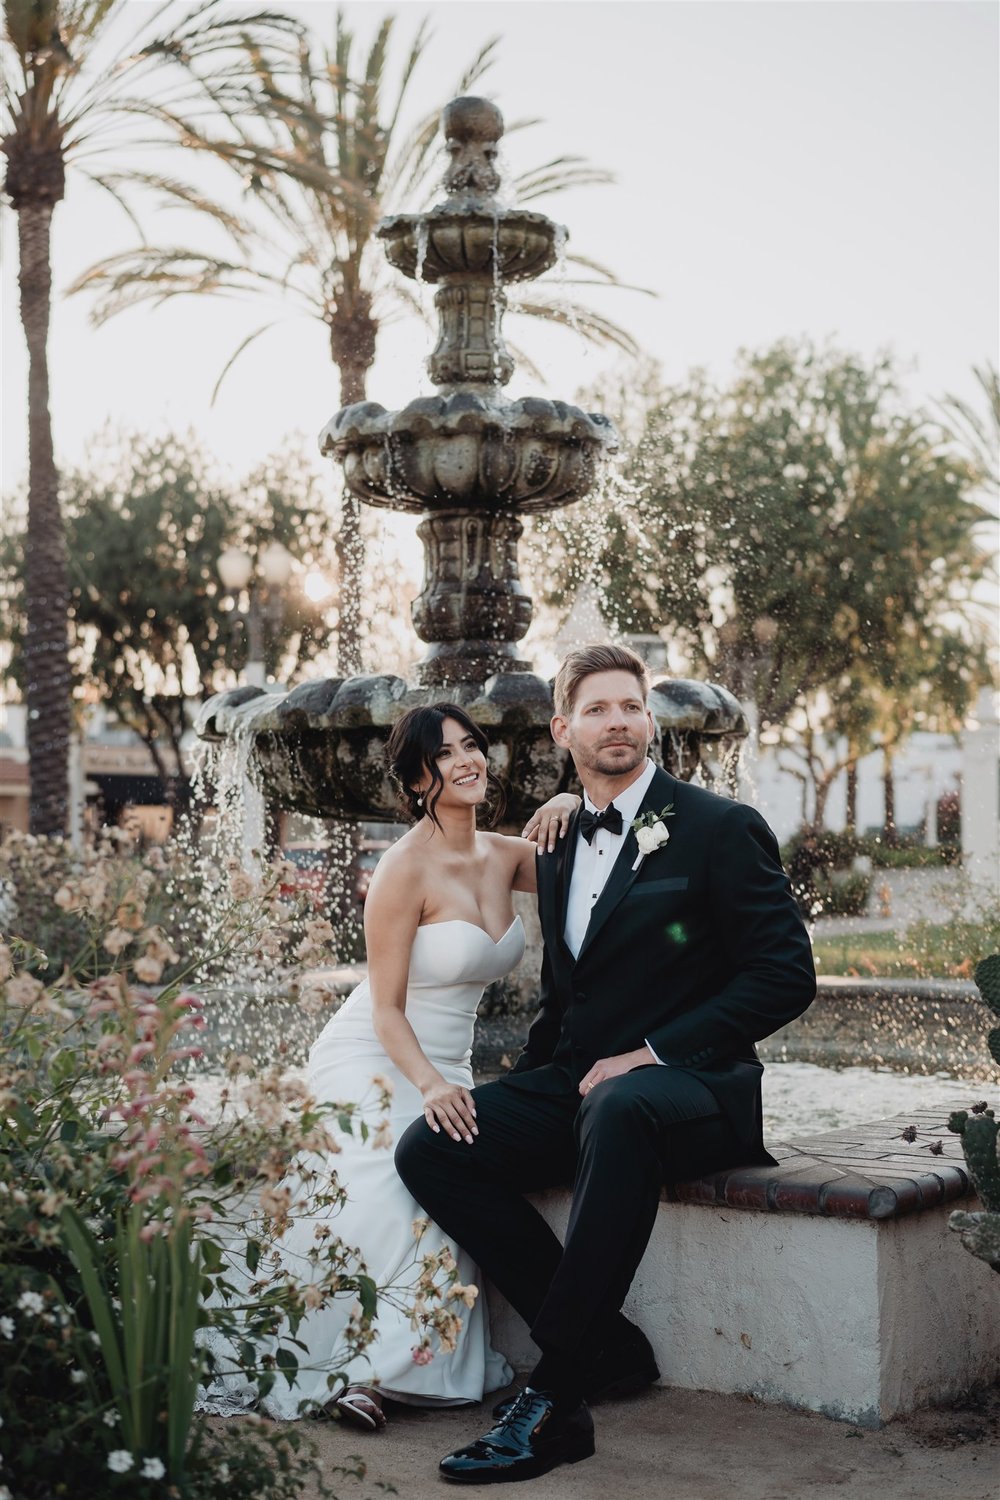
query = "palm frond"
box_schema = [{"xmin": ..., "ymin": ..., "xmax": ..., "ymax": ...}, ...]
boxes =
[
  {"xmin": 512, "ymin": 156, "xmax": 615, "ymax": 203},
  {"xmin": 75, "ymin": 168, "xmax": 148, "ymax": 241},
  {"xmin": 210, "ymin": 319, "xmax": 281, "ymax": 405},
  {"xmin": 90, "ymin": 169, "xmax": 256, "ymax": 246},
  {"xmin": 66, "ymin": 246, "xmax": 318, "ymax": 324},
  {"xmin": 511, "ymin": 297, "xmax": 640, "ymax": 357}
]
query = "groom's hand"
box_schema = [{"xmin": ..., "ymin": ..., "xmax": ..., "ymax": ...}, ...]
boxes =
[{"xmin": 579, "ymin": 1048, "xmax": 651, "ymax": 1096}]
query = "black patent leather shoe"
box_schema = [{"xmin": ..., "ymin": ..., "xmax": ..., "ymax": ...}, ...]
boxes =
[
  {"xmin": 440, "ymin": 1387, "xmax": 594, "ymax": 1484},
  {"xmin": 492, "ymin": 1322, "xmax": 659, "ymax": 1418}
]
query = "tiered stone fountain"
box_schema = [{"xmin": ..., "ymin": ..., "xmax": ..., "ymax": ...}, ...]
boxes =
[{"xmin": 196, "ymin": 97, "xmax": 747, "ymax": 821}]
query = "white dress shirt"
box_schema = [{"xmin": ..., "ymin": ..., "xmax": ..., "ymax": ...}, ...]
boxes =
[
  {"xmin": 563, "ymin": 758, "xmax": 666, "ymax": 1065},
  {"xmin": 564, "ymin": 757, "xmax": 657, "ymax": 958}
]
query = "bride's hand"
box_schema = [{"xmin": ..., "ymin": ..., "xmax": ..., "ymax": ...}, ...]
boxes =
[
  {"xmin": 421, "ymin": 1078, "xmax": 479, "ymax": 1144},
  {"xmin": 521, "ymin": 792, "xmax": 581, "ymax": 853}
]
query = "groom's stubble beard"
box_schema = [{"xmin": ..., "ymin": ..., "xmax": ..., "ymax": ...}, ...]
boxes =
[{"xmin": 569, "ymin": 732, "xmax": 650, "ymax": 781}]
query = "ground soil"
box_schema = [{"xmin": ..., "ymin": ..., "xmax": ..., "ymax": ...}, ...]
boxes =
[{"xmin": 284, "ymin": 1381, "xmax": 1000, "ymax": 1500}]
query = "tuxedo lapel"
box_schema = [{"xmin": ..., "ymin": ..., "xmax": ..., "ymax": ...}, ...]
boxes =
[
  {"xmin": 557, "ymin": 805, "xmax": 582, "ymax": 941},
  {"xmin": 576, "ymin": 767, "xmax": 677, "ymax": 963}
]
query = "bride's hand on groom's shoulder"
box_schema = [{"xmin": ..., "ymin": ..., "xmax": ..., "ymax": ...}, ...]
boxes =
[
  {"xmin": 522, "ymin": 793, "xmax": 581, "ymax": 853},
  {"xmin": 421, "ymin": 1077, "xmax": 480, "ymax": 1145}
]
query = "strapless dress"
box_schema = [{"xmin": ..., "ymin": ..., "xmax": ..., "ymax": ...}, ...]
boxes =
[{"xmin": 196, "ymin": 915, "xmax": 524, "ymax": 1418}]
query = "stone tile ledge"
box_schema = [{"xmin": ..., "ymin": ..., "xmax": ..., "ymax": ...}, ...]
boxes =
[
  {"xmin": 813, "ymin": 976, "xmax": 978, "ymax": 1002},
  {"xmin": 672, "ymin": 1107, "xmax": 975, "ymax": 1221}
]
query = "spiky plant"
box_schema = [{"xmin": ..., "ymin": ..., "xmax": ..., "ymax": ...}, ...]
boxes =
[{"xmin": 948, "ymin": 953, "xmax": 1000, "ymax": 1272}]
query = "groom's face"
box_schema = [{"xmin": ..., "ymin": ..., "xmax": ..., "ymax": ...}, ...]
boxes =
[{"xmin": 551, "ymin": 670, "xmax": 654, "ymax": 780}]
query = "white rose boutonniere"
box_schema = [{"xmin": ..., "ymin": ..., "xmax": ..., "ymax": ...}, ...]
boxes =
[{"xmin": 631, "ymin": 805, "xmax": 675, "ymax": 871}]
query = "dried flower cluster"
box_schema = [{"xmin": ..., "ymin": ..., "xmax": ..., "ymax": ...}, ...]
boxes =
[{"xmin": 0, "ymin": 831, "xmax": 464, "ymax": 1498}]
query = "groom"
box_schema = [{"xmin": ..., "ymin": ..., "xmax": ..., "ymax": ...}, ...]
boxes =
[{"xmin": 396, "ymin": 644, "xmax": 816, "ymax": 1483}]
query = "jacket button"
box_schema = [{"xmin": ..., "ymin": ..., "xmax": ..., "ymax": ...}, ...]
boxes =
[{"xmin": 574, "ymin": 991, "xmax": 587, "ymax": 1004}]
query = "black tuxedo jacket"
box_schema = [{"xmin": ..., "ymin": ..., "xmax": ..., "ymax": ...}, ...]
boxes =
[{"xmin": 503, "ymin": 765, "xmax": 817, "ymax": 1161}]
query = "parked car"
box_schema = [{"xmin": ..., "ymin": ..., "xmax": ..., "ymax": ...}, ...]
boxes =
[
  {"xmin": 353, "ymin": 839, "xmax": 391, "ymax": 906},
  {"xmin": 279, "ymin": 837, "xmax": 394, "ymax": 909},
  {"xmin": 279, "ymin": 843, "xmax": 333, "ymax": 908}
]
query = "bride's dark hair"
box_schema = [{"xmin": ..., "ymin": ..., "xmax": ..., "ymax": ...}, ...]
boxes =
[{"xmin": 386, "ymin": 704, "xmax": 506, "ymax": 829}]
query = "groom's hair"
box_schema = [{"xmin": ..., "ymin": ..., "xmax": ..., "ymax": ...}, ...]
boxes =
[{"xmin": 553, "ymin": 643, "xmax": 651, "ymax": 719}]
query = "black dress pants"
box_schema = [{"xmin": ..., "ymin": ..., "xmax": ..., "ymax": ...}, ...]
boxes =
[{"xmin": 394, "ymin": 1065, "xmax": 742, "ymax": 1359}]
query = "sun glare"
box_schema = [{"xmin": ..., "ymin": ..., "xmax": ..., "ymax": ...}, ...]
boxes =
[{"xmin": 302, "ymin": 570, "xmax": 333, "ymax": 604}]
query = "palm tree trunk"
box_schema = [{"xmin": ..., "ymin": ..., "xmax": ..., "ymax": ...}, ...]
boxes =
[
  {"xmin": 18, "ymin": 203, "xmax": 71, "ymax": 836},
  {"xmin": 333, "ymin": 360, "xmax": 369, "ymax": 678},
  {"xmin": 882, "ymin": 747, "xmax": 897, "ymax": 847},
  {"xmin": 330, "ymin": 293, "xmax": 377, "ymax": 678},
  {"xmin": 845, "ymin": 754, "xmax": 858, "ymax": 834}
]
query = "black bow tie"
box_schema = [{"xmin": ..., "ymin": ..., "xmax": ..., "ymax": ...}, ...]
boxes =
[{"xmin": 578, "ymin": 804, "xmax": 624, "ymax": 843}]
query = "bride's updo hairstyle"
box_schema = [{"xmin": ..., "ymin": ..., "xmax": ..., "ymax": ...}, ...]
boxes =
[{"xmin": 386, "ymin": 704, "xmax": 506, "ymax": 829}]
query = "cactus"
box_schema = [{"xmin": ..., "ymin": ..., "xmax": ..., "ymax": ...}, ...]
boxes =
[
  {"xmin": 947, "ymin": 953, "xmax": 1000, "ymax": 1273},
  {"xmin": 974, "ymin": 952, "xmax": 1000, "ymax": 1066}
]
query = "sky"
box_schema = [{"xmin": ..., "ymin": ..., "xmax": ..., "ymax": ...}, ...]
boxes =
[{"xmin": 2, "ymin": 0, "xmax": 998, "ymax": 503}]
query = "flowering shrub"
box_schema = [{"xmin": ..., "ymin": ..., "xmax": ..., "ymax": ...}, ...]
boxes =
[{"xmin": 0, "ymin": 836, "xmax": 468, "ymax": 1499}]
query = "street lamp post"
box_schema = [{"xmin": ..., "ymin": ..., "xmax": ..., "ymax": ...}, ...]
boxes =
[{"xmin": 217, "ymin": 540, "xmax": 294, "ymax": 687}]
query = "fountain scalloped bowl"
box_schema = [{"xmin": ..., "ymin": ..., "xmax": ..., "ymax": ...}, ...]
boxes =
[
  {"xmin": 320, "ymin": 393, "xmax": 617, "ymax": 513},
  {"xmin": 195, "ymin": 675, "xmax": 749, "ymax": 824},
  {"xmin": 378, "ymin": 205, "xmax": 561, "ymax": 283}
]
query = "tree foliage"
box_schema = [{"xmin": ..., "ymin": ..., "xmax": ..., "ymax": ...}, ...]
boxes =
[
  {"xmin": 1, "ymin": 431, "xmax": 339, "ymax": 805},
  {"xmin": 549, "ymin": 341, "xmax": 994, "ymax": 824}
]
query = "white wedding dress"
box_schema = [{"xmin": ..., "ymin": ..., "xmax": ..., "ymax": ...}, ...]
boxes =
[{"xmin": 197, "ymin": 916, "xmax": 522, "ymax": 1420}]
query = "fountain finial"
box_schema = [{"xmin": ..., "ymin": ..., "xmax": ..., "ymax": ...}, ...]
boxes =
[{"xmin": 442, "ymin": 96, "xmax": 504, "ymax": 201}]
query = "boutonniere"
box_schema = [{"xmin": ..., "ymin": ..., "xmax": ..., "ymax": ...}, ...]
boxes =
[{"xmin": 631, "ymin": 804, "xmax": 675, "ymax": 871}]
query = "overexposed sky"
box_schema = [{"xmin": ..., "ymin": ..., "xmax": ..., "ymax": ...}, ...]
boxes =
[{"xmin": 2, "ymin": 0, "xmax": 998, "ymax": 495}]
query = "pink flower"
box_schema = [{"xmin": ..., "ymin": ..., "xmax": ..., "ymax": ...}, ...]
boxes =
[{"xmin": 411, "ymin": 1345, "xmax": 434, "ymax": 1366}]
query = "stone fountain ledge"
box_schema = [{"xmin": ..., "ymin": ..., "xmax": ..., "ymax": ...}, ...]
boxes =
[{"xmin": 487, "ymin": 1106, "xmax": 1000, "ymax": 1427}]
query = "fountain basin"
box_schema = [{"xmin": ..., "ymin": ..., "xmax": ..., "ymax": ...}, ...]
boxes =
[
  {"xmin": 320, "ymin": 393, "xmax": 616, "ymax": 512},
  {"xmin": 196, "ymin": 673, "xmax": 749, "ymax": 823},
  {"xmin": 378, "ymin": 206, "xmax": 562, "ymax": 284}
]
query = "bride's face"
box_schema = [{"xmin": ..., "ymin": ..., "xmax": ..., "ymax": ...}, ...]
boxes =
[{"xmin": 415, "ymin": 717, "xmax": 488, "ymax": 810}]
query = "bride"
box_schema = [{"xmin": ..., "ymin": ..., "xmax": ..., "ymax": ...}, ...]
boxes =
[{"xmin": 198, "ymin": 703, "xmax": 575, "ymax": 1430}]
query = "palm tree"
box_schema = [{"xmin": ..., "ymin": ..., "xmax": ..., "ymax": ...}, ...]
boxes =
[
  {"xmin": 1, "ymin": 0, "xmax": 302, "ymax": 834},
  {"xmin": 939, "ymin": 361, "xmax": 1000, "ymax": 502},
  {"xmin": 68, "ymin": 11, "xmax": 641, "ymax": 674}
]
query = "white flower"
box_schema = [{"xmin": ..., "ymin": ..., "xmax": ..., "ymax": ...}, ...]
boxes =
[
  {"xmin": 6, "ymin": 973, "xmax": 43, "ymax": 1007},
  {"xmin": 16, "ymin": 1290, "xmax": 44, "ymax": 1315},
  {"xmin": 140, "ymin": 1457, "xmax": 166, "ymax": 1479},
  {"xmin": 103, "ymin": 1410, "xmax": 118, "ymax": 1427},
  {"xmin": 70, "ymin": 1368, "xmax": 87, "ymax": 1385},
  {"xmin": 133, "ymin": 955, "xmax": 163, "ymax": 985},
  {"xmin": 107, "ymin": 1450, "xmax": 134, "ymax": 1473},
  {"xmin": 630, "ymin": 805, "xmax": 673, "ymax": 870},
  {"xmin": 0, "ymin": 1317, "xmax": 14, "ymax": 1339},
  {"xmin": 102, "ymin": 926, "xmax": 133, "ymax": 956},
  {"xmin": 634, "ymin": 825, "xmax": 659, "ymax": 855}
]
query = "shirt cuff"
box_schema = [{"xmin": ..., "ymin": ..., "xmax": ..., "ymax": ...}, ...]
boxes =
[{"xmin": 645, "ymin": 1039, "xmax": 666, "ymax": 1065}]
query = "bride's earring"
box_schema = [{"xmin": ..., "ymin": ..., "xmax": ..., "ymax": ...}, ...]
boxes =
[{"xmin": 416, "ymin": 793, "xmax": 423, "ymax": 807}]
